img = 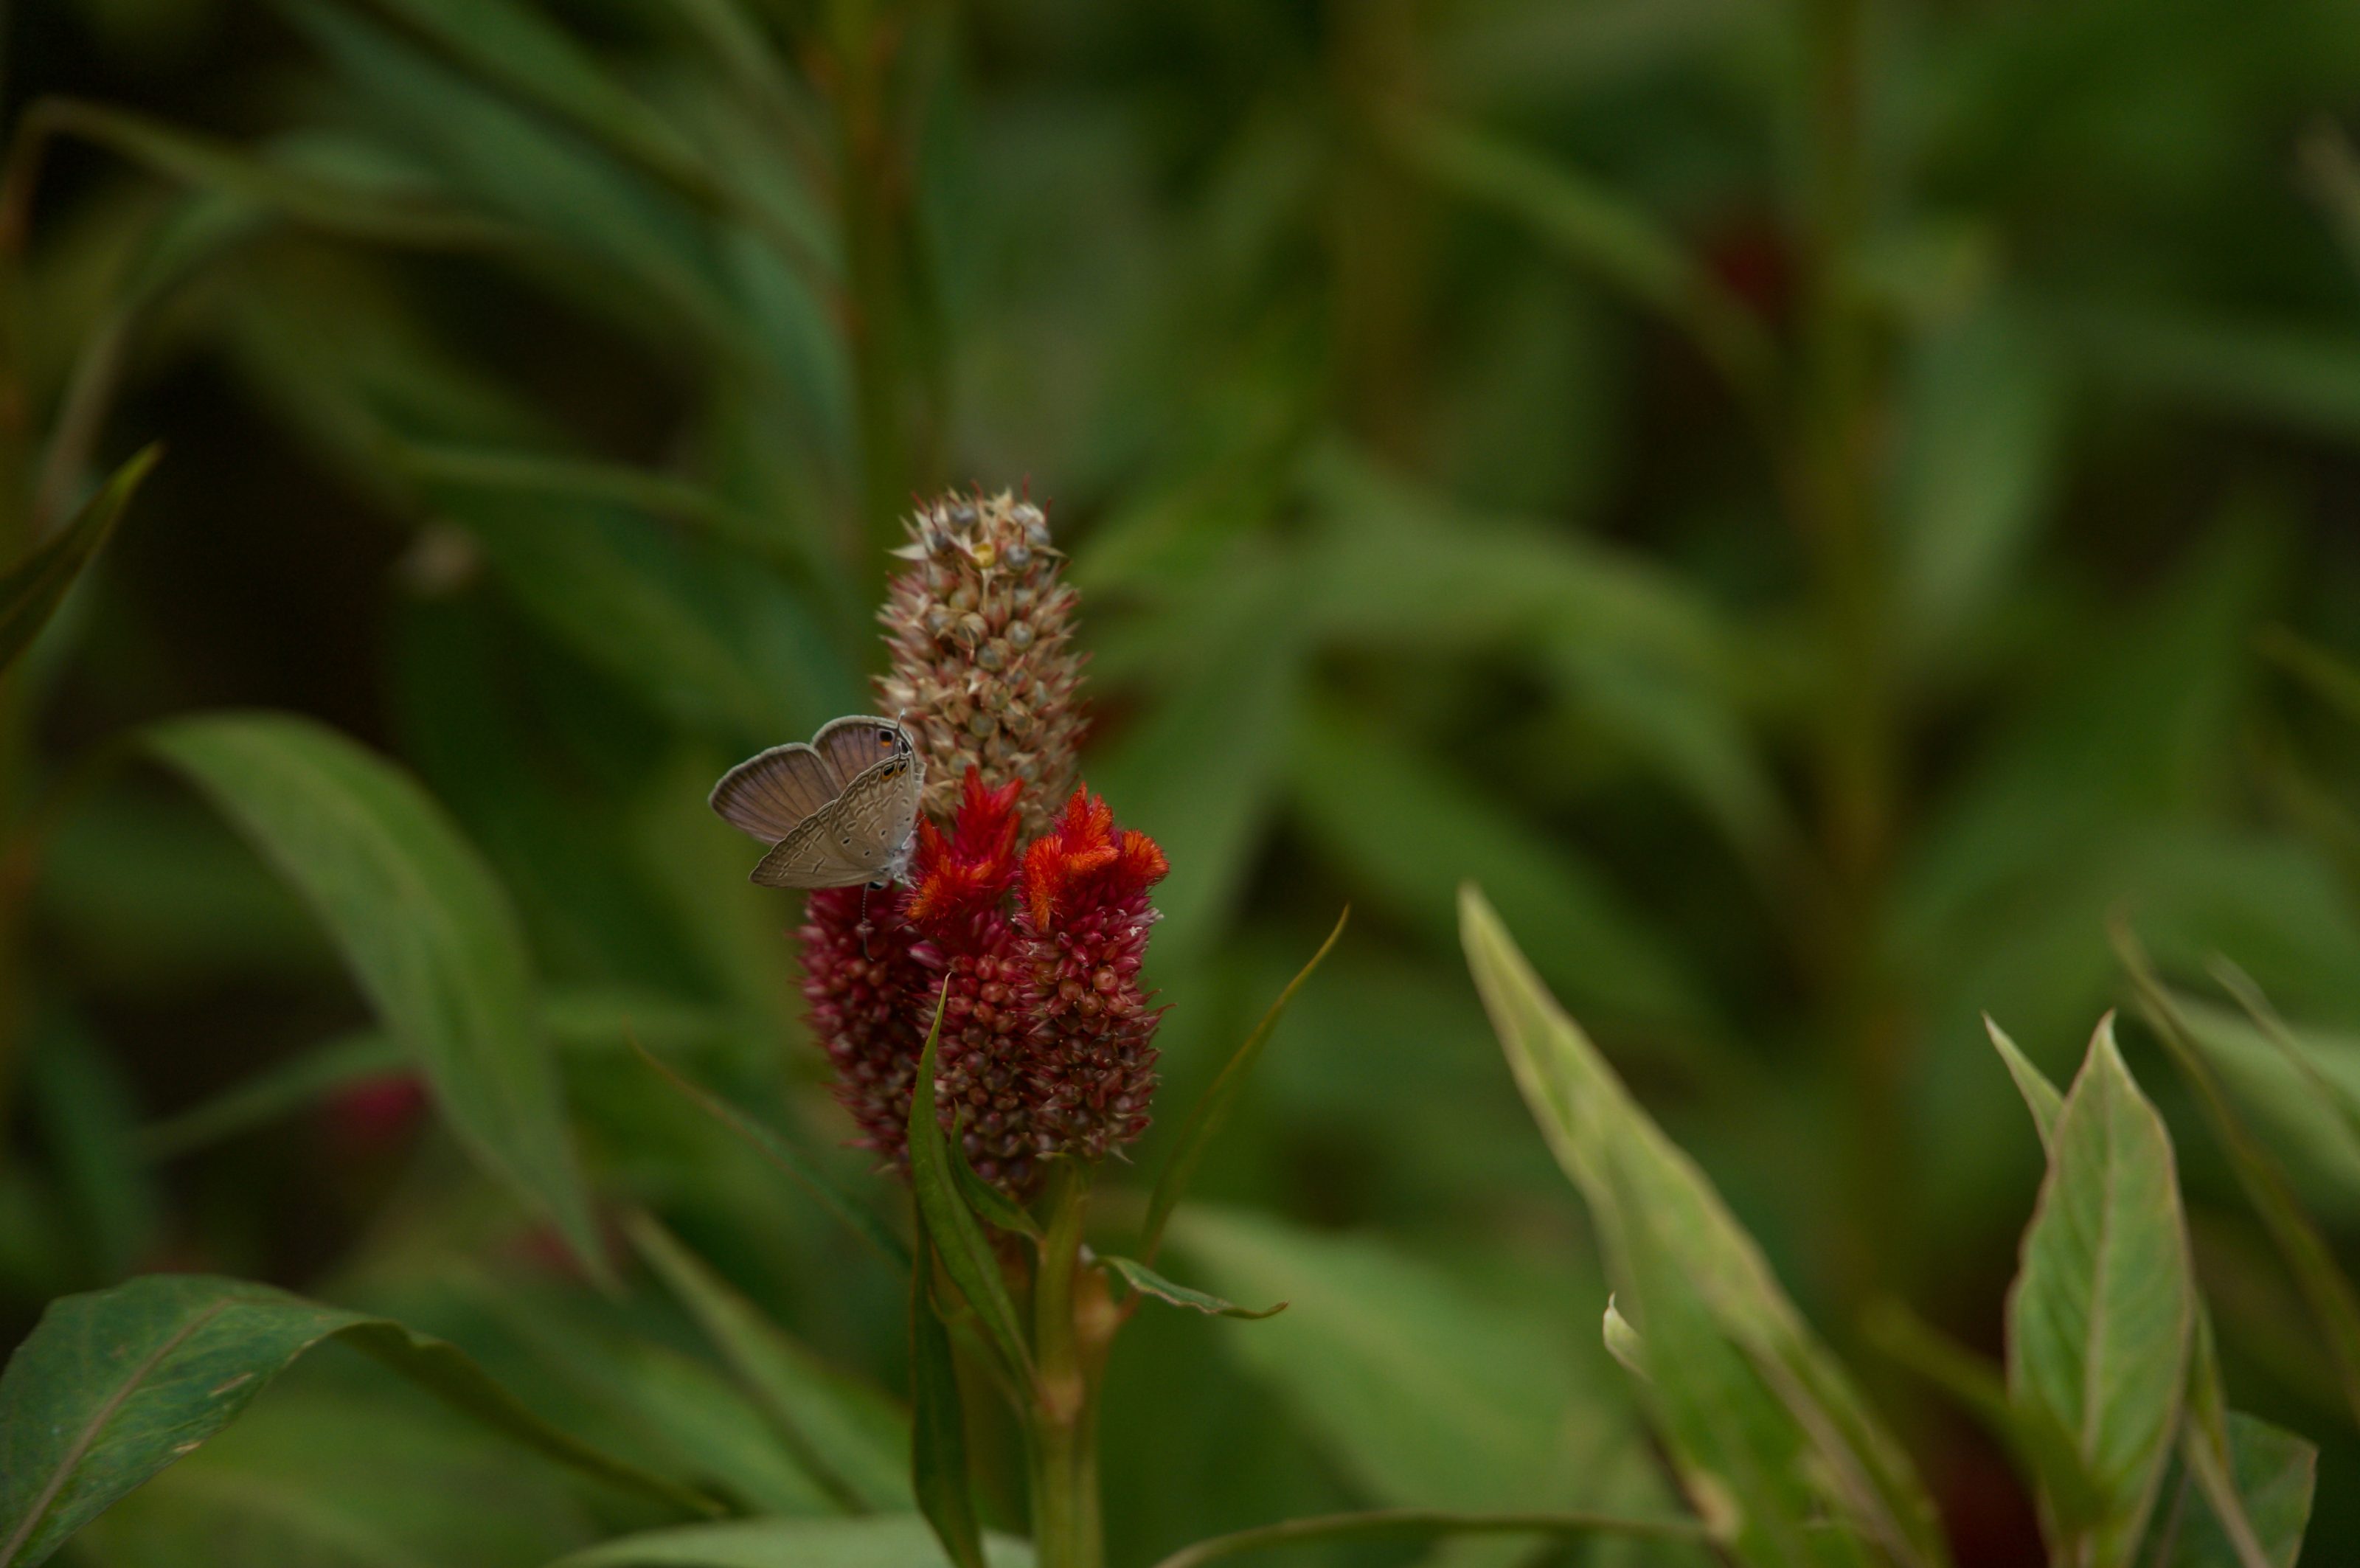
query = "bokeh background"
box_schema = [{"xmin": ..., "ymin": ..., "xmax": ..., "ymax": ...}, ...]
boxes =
[{"xmin": 9, "ymin": 0, "xmax": 2360, "ymax": 1563}]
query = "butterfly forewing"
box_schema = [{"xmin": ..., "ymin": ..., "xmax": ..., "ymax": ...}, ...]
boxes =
[{"xmin": 709, "ymin": 744, "xmax": 844, "ymax": 842}]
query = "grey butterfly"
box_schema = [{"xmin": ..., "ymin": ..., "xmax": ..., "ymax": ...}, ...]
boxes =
[{"xmin": 709, "ymin": 715, "xmax": 925, "ymax": 888}]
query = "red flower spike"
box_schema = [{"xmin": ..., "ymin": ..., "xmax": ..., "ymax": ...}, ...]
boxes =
[
  {"xmin": 898, "ymin": 768, "xmax": 1040, "ymax": 1196},
  {"xmin": 797, "ymin": 887, "xmax": 931, "ymax": 1167},
  {"xmin": 1018, "ymin": 786, "xmax": 1169, "ymax": 1162}
]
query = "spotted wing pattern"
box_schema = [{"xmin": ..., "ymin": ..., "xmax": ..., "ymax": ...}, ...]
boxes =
[{"xmin": 750, "ymin": 747, "xmax": 924, "ymax": 888}]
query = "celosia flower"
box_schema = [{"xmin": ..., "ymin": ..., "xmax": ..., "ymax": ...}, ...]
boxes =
[
  {"xmin": 877, "ymin": 490, "xmax": 1086, "ymax": 841},
  {"xmin": 792, "ymin": 488, "xmax": 1167, "ymax": 1203},
  {"xmin": 1018, "ymin": 788, "xmax": 1169, "ymax": 1163},
  {"xmin": 905, "ymin": 771, "xmax": 1040, "ymax": 1194},
  {"xmin": 796, "ymin": 887, "xmax": 931, "ymax": 1165}
]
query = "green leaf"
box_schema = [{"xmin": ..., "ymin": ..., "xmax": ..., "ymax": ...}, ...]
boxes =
[
  {"xmin": 0, "ymin": 445, "xmax": 158, "ymax": 677},
  {"xmin": 1141, "ymin": 1508, "xmax": 1710, "ymax": 1568},
  {"xmin": 549, "ymin": 1516, "xmax": 1032, "ymax": 1567},
  {"xmin": 1460, "ymin": 887, "xmax": 1948, "ymax": 1567},
  {"xmin": 1388, "ymin": 114, "xmax": 1772, "ymax": 410},
  {"xmin": 623, "ymin": 1211, "xmax": 909, "ymax": 1513},
  {"xmin": 905, "ymin": 985, "xmax": 1031, "ymax": 1381},
  {"xmin": 1984, "ymin": 1015, "xmax": 2065, "ymax": 1153},
  {"xmin": 1103, "ymin": 1256, "xmax": 1285, "ymax": 1320},
  {"xmin": 1862, "ymin": 1302, "xmax": 2102, "ymax": 1532},
  {"xmin": 1140, "ymin": 907, "xmax": 1347, "ymax": 1261},
  {"xmin": 2168, "ymin": 1414, "xmax": 2316, "ymax": 1568},
  {"xmin": 2004, "ymin": 1016, "xmax": 2194, "ymax": 1566},
  {"xmin": 143, "ymin": 712, "xmax": 603, "ymax": 1276},
  {"xmin": 1603, "ymin": 1148, "xmax": 1861, "ymax": 1565},
  {"xmin": 946, "ymin": 1137, "xmax": 1041, "ymax": 1241},
  {"xmin": 908, "ymin": 1225, "xmax": 985, "ymax": 1568},
  {"xmin": 136, "ymin": 1030, "xmax": 405, "ymax": 1159},
  {"xmin": 1297, "ymin": 705, "xmax": 1710, "ymax": 1035},
  {"xmin": 0, "ymin": 1274, "xmax": 710, "ymax": 1567},
  {"xmin": 20, "ymin": 100, "xmax": 502, "ymax": 249},
  {"xmin": 1602, "ymin": 1297, "xmax": 1648, "ymax": 1383},
  {"xmin": 2120, "ymin": 936, "xmax": 2360, "ymax": 1429},
  {"xmin": 1170, "ymin": 1207, "xmax": 1667, "ymax": 1531},
  {"xmin": 628, "ymin": 1038, "xmax": 909, "ymax": 1271}
]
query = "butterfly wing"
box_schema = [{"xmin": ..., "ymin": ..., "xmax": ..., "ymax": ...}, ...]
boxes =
[
  {"xmin": 709, "ymin": 743, "xmax": 841, "ymax": 842},
  {"xmin": 814, "ymin": 715, "xmax": 907, "ymax": 788},
  {"xmin": 749, "ymin": 748, "xmax": 925, "ymax": 888},
  {"xmin": 751, "ymin": 801, "xmax": 878, "ymax": 887}
]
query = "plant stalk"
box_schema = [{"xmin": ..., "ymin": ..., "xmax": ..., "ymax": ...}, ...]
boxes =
[{"xmin": 1029, "ymin": 1162, "xmax": 1107, "ymax": 1568}]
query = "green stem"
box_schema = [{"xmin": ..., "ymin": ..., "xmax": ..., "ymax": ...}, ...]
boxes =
[
  {"xmin": 1791, "ymin": 0, "xmax": 1902, "ymax": 1306},
  {"xmin": 1028, "ymin": 1162, "xmax": 1104, "ymax": 1568}
]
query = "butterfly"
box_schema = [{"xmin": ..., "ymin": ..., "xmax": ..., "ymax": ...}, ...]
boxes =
[{"xmin": 709, "ymin": 715, "xmax": 926, "ymax": 888}]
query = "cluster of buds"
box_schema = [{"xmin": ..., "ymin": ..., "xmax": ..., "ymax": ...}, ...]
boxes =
[
  {"xmin": 795, "ymin": 490, "xmax": 1165, "ymax": 1199},
  {"xmin": 877, "ymin": 489, "xmax": 1086, "ymax": 841}
]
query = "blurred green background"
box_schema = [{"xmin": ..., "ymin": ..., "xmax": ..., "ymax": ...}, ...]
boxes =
[{"xmin": 10, "ymin": 0, "xmax": 2360, "ymax": 1563}]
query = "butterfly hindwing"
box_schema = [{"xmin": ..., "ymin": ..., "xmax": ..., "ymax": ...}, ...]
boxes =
[{"xmin": 814, "ymin": 715, "xmax": 906, "ymax": 790}]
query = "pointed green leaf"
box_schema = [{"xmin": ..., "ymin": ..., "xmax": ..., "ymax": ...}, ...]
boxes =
[
  {"xmin": 2168, "ymin": 1414, "xmax": 2316, "ymax": 1568},
  {"xmin": 624, "ymin": 1213, "xmax": 909, "ymax": 1513},
  {"xmin": 1103, "ymin": 1256, "xmax": 1285, "ymax": 1320},
  {"xmin": 136, "ymin": 1030, "xmax": 403, "ymax": 1159},
  {"xmin": 144, "ymin": 712, "xmax": 604, "ymax": 1276},
  {"xmin": 0, "ymin": 1274, "xmax": 710, "ymax": 1568},
  {"xmin": 2005, "ymin": 1017, "xmax": 2194, "ymax": 1566},
  {"xmin": 1985, "ymin": 1015, "xmax": 2064, "ymax": 1153},
  {"xmin": 906, "ymin": 985, "xmax": 1030, "ymax": 1381},
  {"xmin": 0, "ymin": 445, "xmax": 158, "ymax": 677},
  {"xmin": 1602, "ymin": 1297, "xmax": 1649, "ymax": 1383},
  {"xmin": 909, "ymin": 1225, "xmax": 985, "ymax": 1568},
  {"xmin": 1141, "ymin": 907, "xmax": 1347, "ymax": 1260},
  {"xmin": 1460, "ymin": 886, "xmax": 1948, "ymax": 1567}
]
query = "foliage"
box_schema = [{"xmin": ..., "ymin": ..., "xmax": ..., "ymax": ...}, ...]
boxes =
[{"xmin": 7, "ymin": 0, "xmax": 2360, "ymax": 1564}]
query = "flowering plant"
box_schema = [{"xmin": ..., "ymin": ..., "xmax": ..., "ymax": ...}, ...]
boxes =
[{"xmin": 774, "ymin": 491, "xmax": 1328, "ymax": 1568}]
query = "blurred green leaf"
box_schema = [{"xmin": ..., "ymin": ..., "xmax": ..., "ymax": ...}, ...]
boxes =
[
  {"xmin": 2005, "ymin": 1017, "xmax": 2193, "ymax": 1566},
  {"xmin": 549, "ymin": 1516, "xmax": 1032, "ymax": 1567},
  {"xmin": 624, "ymin": 1211, "xmax": 909, "ymax": 1513},
  {"xmin": 72, "ymin": 1378, "xmax": 600, "ymax": 1568},
  {"xmin": 1142, "ymin": 1508, "xmax": 1712, "ymax": 1568},
  {"xmin": 1389, "ymin": 114, "xmax": 1773, "ymax": 409},
  {"xmin": 2168, "ymin": 1413, "xmax": 2316, "ymax": 1568},
  {"xmin": 2123, "ymin": 937, "xmax": 2360, "ymax": 1429},
  {"xmin": 908, "ymin": 1224, "xmax": 985, "ymax": 1568},
  {"xmin": 0, "ymin": 444, "xmax": 157, "ymax": 677},
  {"xmin": 1172, "ymin": 1206, "xmax": 1670, "ymax": 1538},
  {"xmin": 0, "ymin": 1274, "xmax": 709, "ymax": 1568},
  {"xmin": 1460, "ymin": 887, "xmax": 1948, "ymax": 1567},
  {"xmin": 1294, "ymin": 704, "xmax": 1710, "ymax": 1035},
  {"xmin": 1984, "ymin": 1015, "xmax": 2064, "ymax": 1152},
  {"xmin": 144, "ymin": 712, "xmax": 603, "ymax": 1277},
  {"xmin": 18, "ymin": 100, "xmax": 502, "ymax": 248},
  {"xmin": 1141, "ymin": 908, "xmax": 1347, "ymax": 1262},
  {"xmin": 1103, "ymin": 1257, "xmax": 1284, "ymax": 1320},
  {"xmin": 136, "ymin": 1030, "xmax": 403, "ymax": 1159},
  {"xmin": 1089, "ymin": 559, "xmax": 1304, "ymax": 970},
  {"xmin": 24, "ymin": 1020, "xmax": 159, "ymax": 1282}
]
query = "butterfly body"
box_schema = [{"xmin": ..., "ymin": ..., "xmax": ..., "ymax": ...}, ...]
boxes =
[{"xmin": 710, "ymin": 716, "xmax": 925, "ymax": 888}]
